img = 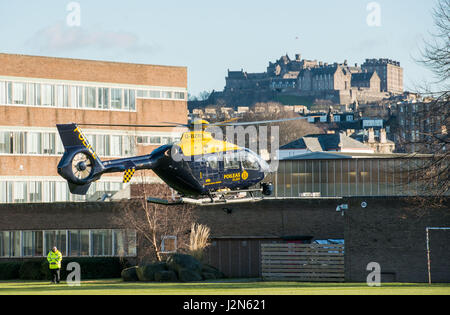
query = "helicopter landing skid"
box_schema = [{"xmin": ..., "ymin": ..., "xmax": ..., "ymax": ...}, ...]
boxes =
[{"xmin": 147, "ymin": 189, "xmax": 264, "ymax": 207}]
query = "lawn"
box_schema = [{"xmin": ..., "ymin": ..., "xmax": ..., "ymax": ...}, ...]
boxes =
[{"xmin": 0, "ymin": 279, "xmax": 449, "ymax": 295}]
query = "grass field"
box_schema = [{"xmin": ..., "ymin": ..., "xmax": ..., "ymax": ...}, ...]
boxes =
[{"xmin": 0, "ymin": 279, "xmax": 449, "ymax": 295}]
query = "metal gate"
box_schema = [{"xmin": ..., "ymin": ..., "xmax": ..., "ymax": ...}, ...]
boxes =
[{"xmin": 261, "ymin": 243, "xmax": 345, "ymax": 282}]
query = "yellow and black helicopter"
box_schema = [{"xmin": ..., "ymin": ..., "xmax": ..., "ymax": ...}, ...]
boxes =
[{"xmin": 56, "ymin": 117, "xmax": 308, "ymax": 206}]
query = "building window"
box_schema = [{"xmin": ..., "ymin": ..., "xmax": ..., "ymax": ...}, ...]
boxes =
[
  {"xmin": 85, "ymin": 87, "xmax": 96, "ymax": 108},
  {"xmin": 162, "ymin": 91, "xmax": 173, "ymax": 99},
  {"xmin": 161, "ymin": 236, "xmax": 177, "ymax": 253},
  {"xmin": 22, "ymin": 231, "xmax": 43, "ymax": 257},
  {"xmin": 149, "ymin": 136, "xmax": 161, "ymax": 145},
  {"xmin": 0, "ymin": 131, "xmax": 11, "ymax": 153},
  {"xmin": 10, "ymin": 231, "xmax": 21, "ymax": 257},
  {"xmin": 0, "ymin": 231, "xmax": 11, "ymax": 257},
  {"xmin": 68, "ymin": 230, "xmax": 90, "ymax": 257},
  {"xmin": 91, "ymin": 230, "xmax": 113, "ymax": 257},
  {"xmin": 70, "ymin": 86, "xmax": 83, "ymax": 108},
  {"xmin": 98, "ymin": 87, "xmax": 109, "ymax": 109},
  {"xmin": 174, "ymin": 92, "xmax": 185, "ymax": 100},
  {"xmin": 26, "ymin": 132, "xmax": 42, "ymax": 155},
  {"xmin": 13, "ymin": 83, "xmax": 26, "ymax": 105},
  {"xmin": 28, "ymin": 182, "xmax": 43, "ymax": 203},
  {"xmin": 110, "ymin": 135, "xmax": 122, "ymax": 157},
  {"xmin": 137, "ymin": 136, "xmax": 148, "ymax": 144},
  {"xmin": 149, "ymin": 90, "xmax": 161, "ymax": 98},
  {"xmin": 0, "ymin": 229, "xmax": 137, "ymax": 258},
  {"xmin": 0, "ymin": 82, "xmax": 6, "ymax": 104},
  {"xmin": 114, "ymin": 230, "xmax": 137, "ymax": 257},
  {"xmin": 12, "ymin": 182, "xmax": 27, "ymax": 203},
  {"xmin": 111, "ymin": 88, "xmax": 122, "ymax": 109},
  {"xmin": 6, "ymin": 82, "xmax": 12, "ymax": 104},
  {"xmin": 55, "ymin": 85, "xmax": 69, "ymax": 107},
  {"xmin": 41, "ymin": 84, "xmax": 54, "ymax": 106},
  {"xmin": 123, "ymin": 89, "xmax": 136, "ymax": 110},
  {"xmin": 0, "ymin": 80, "xmax": 184, "ymax": 110},
  {"xmin": 42, "ymin": 133, "xmax": 56, "ymax": 154}
]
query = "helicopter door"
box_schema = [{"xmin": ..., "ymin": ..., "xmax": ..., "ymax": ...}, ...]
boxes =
[
  {"xmin": 224, "ymin": 152, "xmax": 242, "ymax": 182},
  {"xmin": 205, "ymin": 155, "xmax": 221, "ymax": 183}
]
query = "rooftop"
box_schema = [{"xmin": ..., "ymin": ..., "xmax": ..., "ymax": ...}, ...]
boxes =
[{"xmin": 280, "ymin": 133, "xmax": 373, "ymax": 152}]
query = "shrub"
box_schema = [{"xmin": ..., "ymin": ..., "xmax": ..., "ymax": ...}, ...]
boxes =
[
  {"xmin": 0, "ymin": 262, "xmax": 21, "ymax": 280},
  {"xmin": 189, "ymin": 224, "xmax": 211, "ymax": 261},
  {"xmin": 121, "ymin": 266, "xmax": 139, "ymax": 282},
  {"xmin": 19, "ymin": 261, "xmax": 44, "ymax": 280},
  {"xmin": 61, "ymin": 258, "xmax": 127, "ymax": 280},
  {"xmin": 40, "ymin": 257, "xmax": 129, "ymax": 280}
]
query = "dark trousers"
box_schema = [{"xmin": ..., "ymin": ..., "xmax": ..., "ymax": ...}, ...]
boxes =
[{"xmin": 50, "ymin": 269, "xmax": 61, "ymax": 283}]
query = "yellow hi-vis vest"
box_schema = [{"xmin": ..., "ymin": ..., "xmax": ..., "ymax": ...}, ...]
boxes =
[{"xmin": 47, "ymin": 250, "xmax": 62, "ymax": 269}]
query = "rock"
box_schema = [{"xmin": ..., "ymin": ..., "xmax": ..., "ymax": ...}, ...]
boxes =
[
  {"xmin": 121, "ymin": 266, "xmax": 139, "ymax": 282},
  {"xmin": 166, "ymin": 254, "xmax": 202, "ymax": 274},
  {"xmin": 154, "ymin": 270, "xmax": 178, "ymax": 282},
  {"xmin": 202, "ymin": 264, "xmax": 226, "ymax": 279},
  {"xmin": 136, "ymin": 262, "xmax": 167, "ymax": 282},
  {"xmin": 201, "ymin": 272, "xmax": 217, "ymax": 280},
  {"xmin": 178, "ymin": 268, "xmax": 203, "ymax": 282}
]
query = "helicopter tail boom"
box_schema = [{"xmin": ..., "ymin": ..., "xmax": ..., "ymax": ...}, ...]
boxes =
[{"xmin": 56, "ymin": 124, "xmax": 165, "ymax": 195}]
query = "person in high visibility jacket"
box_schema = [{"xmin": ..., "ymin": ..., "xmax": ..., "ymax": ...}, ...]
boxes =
[{"xmin": 47, "ymin": 247, "xmax": 63, "ymax": 284}]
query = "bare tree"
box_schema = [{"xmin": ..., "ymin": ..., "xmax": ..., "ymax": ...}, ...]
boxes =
[
  {"xmin": 396, "ymin": 1, "xmax": 450, "ymax": 207},
  {"xmin": 115, "ymin": 172, "xmax": 195, "ymax": 263},
  {"xmin": 420, "ymin": 0, "xmax": 450, "ymax": 83}
]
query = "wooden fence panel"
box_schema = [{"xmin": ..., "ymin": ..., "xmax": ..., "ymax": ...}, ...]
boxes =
[{"xmin": 261, "ymin": 243, "xmax": 345, "ymax": 282}]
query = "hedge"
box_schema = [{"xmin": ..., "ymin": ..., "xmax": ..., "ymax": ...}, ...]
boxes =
[
  {"xmin": 0, "ymin": 262, "xmax": 21, "ymax": 280},
  {"xmin": 0, "ymin": 258, "xmax": 130, "ymax": 281}
]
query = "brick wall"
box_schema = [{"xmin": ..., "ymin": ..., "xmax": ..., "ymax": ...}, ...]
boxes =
[
  {"xmin": 344, "ymin": 197, "xmax": 450, "ymax": 283},
  {"xmin": 0, "ymin": 54, "xmax": 187, "ymax": 88},
  {"xmin": 1, "ymin": 197, "xmax": 448, "ymax": 282},
  {"xmin": 0, "ymin": 199, "xmax": 345, "ymax": 239},
  {"xmin": 194, "ymin": 199, "xmax": 345, "ymax": 239}
]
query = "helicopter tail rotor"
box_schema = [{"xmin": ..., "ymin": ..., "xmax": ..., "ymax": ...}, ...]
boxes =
[{"xmin": 56, "ymin": 124, "xmax": 106, "ymax": 195}]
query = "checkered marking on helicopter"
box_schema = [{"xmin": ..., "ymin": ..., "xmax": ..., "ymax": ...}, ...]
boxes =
[{"xmin": 123, "ymin": 168, "xmax": 136, "ymax": 184}]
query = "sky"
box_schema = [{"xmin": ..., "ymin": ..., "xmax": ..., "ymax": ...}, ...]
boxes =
[{"xmin": 0, "ymin": 0, "xmax": 441, "ymax": 96}]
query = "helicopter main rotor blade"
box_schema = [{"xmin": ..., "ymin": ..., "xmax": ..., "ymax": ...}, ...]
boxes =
[
  {"xmin": 216, "ymin": 116, "xmax": 314, "ymax": 127},
  {"xmin": 77, "ymin": 123, "xmax": 188, "ymax": 128}
]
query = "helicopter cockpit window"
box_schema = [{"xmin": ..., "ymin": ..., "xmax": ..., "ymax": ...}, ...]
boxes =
[
  {"xmin": 206, "ymin": 156, "xmax": 219, "ymax": 169},
  {"xmin": 224, "ymin": 153, "xmax": 240, "ymax": 170},
  {"xmin": 241, "ymin": 151, "xmax": 260, "ymax": 170}
]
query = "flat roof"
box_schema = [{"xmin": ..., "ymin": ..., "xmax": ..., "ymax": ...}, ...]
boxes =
[
  {"xmin": 0, "ymin": 53, "xmax": 187, "ymax": 70},
  {"xmin": 283, "ymin": 151, "xmax": 434, "ymax": 160}
]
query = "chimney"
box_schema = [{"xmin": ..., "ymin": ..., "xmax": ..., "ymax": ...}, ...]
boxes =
[
  {"xmin": 295, "ymin": 54, "xmax": 301, "ymax": 61},
  {"xmin": 368, "ymin": 128, "xmax": 375, "ymax": 143},
  {"xmin": 380, "ymin": 129, "xmax": 387, "ymax": 144}
]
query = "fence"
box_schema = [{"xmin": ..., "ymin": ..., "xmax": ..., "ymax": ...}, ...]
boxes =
[{"xmin": 261, "ymin": 243, "xmax": 345, "ymax": 282}]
